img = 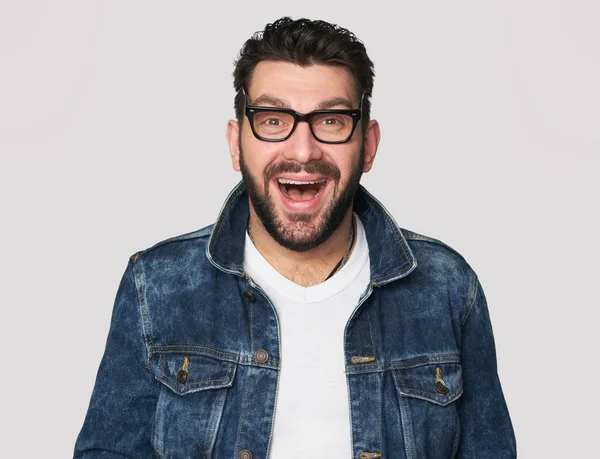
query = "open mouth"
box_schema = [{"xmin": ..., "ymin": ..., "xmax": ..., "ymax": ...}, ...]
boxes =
[{"xmin": 276, "ymin": 178, "xmax": 328, "ymax": 202}]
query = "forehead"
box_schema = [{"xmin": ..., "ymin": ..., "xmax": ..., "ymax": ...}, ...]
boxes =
[{"xmin": 248, "ymin": 61, "xmax": 357, "ymax": 105}]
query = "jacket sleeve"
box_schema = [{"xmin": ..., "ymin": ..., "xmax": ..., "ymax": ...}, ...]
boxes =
[
  {"xmin": 456, "ymin": 276, "xmax": 517, "ymax": 458},
  {"xmin": 74, "ymin": 260, "xmax": 159, "ymax": 458}
]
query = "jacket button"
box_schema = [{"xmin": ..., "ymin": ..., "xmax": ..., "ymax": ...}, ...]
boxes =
[
  {"xmin": 238, "ymin": 450, "xmax": 252, "ymax": 459},
  {"xmin": 176, "ymin": 369, "xmax": 188, "ymax": 384},
  {"xmin": 254, "ymin": 349, "xmax": 268, "ymax": 364},
  {"xmin": 435, "ymin": 366, "xmax": 450, "ymax": 394},
  {"xmin": 436, "ymin": 381, "xmax": 449, "ymax": 394},
  {"xmin": 243, "ymin": 291, "xmax": 255, "ymax": 303}
]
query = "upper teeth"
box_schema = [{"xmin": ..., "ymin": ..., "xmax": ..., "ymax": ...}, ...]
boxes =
[{"xmin": 277, "ymin": 178, "xmax": 327, "ymax": 185}]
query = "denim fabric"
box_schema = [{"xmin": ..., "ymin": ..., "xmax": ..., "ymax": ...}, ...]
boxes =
[{"xmin": 75, "ymin": 180, "xmax": 516, "ymax": 458}]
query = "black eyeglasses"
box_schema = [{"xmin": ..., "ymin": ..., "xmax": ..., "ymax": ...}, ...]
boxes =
[{"xmin": 243, "ymin": 89, "xmax": 363, "ymax": 144}]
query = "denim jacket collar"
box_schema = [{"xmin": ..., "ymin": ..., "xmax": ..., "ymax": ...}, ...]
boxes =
[{"xmin": 206, "ymin": 180, "xmax": 417, "ymax": 286}]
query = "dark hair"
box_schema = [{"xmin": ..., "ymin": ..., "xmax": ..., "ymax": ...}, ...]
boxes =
[{"xmin": 232, "ymin": 17, "xmax": 375, "ymax": 132}]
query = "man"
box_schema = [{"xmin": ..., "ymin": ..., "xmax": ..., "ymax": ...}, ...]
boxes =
[{"xmin": 75, "ymin": 17, "xmax": 516, "ymax": 459}]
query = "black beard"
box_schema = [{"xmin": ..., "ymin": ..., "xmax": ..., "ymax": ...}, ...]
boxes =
[{"xmin": 239, "ymin": 144, "xmax": 365, "ymax": 253}]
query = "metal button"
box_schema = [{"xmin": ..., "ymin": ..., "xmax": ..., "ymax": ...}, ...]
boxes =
[
  {"xmin": 436, "ymin": 381, "xmax": 449, "ymax": 394},
  {"xmin": 435, "ymin": 366, "xmax": 450, "ymax": 394},
  {"xmin": 238, "ymin": 450, "xmax": 252, "ymax": 459},
  {"xmin": 176, "ymin": 369, "xmax": 188, "ymax": 384},
  {"xmin": 243, "ymin": 291, "xmax": 255, "ymax": 303},
  {"xmin": 177, "ymin": 356, "xmax": 189, "ymax": 384},
  {"xmin": 254, "ymin": 349, "xmax": 268, "ymax": 364}
]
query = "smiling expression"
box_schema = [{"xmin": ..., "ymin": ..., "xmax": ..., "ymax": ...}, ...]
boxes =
[{"xmin": 228, "ymin": 61, "xmax": 378, "ymax": 252}]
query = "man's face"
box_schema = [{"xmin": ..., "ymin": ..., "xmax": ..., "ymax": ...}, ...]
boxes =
[{"xmin": 230, "ymin": 61, "xmax": 370, "ymax": 252}]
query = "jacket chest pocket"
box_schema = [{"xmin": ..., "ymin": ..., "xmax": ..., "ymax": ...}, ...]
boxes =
[
  {"xmin": 149, "ymin": 352, "xmax": 237, "ymax": 459},
  {"xmin": 392, "ymin": 362, "xmax": 463, "ymax": 459}
]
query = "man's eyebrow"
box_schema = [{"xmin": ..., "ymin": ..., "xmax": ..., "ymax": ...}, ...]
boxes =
[
  {"xmin": 249, "ymin": 94, "xmax": 356, "ymax": 111},
  {"xmin": 250, "ymin": 94, "xmax": 291, "ymax": 109},
  {"xmin": 315, "ymin": 97, "xmax": 355, "ymax": 110}
]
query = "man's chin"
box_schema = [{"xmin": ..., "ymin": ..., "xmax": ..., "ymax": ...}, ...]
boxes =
[
  {"xmin": 264, "ymin": 202, "xmax": 329, "ymax": 252},
  {"xmin": 271, "ymin": 233, "xmax": 325, "ymax": 253}
]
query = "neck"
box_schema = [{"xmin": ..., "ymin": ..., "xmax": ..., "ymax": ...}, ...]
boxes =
[{"xmin": 247, "ymin": 208, "xmax": 356, "ymax": 287}]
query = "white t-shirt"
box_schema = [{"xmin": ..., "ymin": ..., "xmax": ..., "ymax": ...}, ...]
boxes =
[{"xmin": 243, "ymin": 213, "xmax": 371, "ymax": 458}]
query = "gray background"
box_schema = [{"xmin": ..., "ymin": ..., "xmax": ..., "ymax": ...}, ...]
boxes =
[{"xmin": 1, "ymin": 1, "xmax": 598, "ymax": 457}]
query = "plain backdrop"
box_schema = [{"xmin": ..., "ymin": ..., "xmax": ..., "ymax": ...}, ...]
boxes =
[{"xmin": 1, "ymin": 1, "xmax": 598, "ymax": 457}]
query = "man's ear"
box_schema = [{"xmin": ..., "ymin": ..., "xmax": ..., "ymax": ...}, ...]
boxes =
[
  {"xmin": 226, "ymin": 119, "xmax": 241, "ymax": 172},
  {"xmin": 362, "ymin": 119, "xmax": 381, "ymax": 173}
]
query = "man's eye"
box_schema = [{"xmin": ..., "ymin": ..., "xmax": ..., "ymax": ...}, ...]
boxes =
[
  {"xmin": 265, "ymin": 118, "xmax": 282, "ymax": 126},
  {"xmin": 319, "ymin": 117, "xmax": 347, "ymax": 127}
]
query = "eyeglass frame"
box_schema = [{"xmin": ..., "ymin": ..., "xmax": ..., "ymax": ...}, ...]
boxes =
[{"xmin": 242, "ymin": 88, "xmax": 364, "ymax": 144}]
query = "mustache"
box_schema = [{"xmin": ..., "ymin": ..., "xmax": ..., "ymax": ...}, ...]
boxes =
[{"xmin": 264, "ymin": 160, "xmax": 341, "ymax": 186}]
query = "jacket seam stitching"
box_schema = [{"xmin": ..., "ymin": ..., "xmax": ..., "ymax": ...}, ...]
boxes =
[
  {"xmin": 359, "ymin": 186, "xmax": 414, "ymax": 266},
  {"xmin": 377, "ymin": 371, "xmax": 383, "ymax": 452},
  {"xmin": 149, "ymin": 347, "xmax": 281, "ymax": 368},
  {"xmin": 153, "ymin": 386, "xmax": 166, "ymax": 458},
  {"xmin": 377, "ymin": 202, "xmax": 412, "ymax": 265},
  {"xmin": 158, "ymin": 374, "xmax": 231, "ymax": 388},
  {"xmin": 131, "ymin": 260, "xmax": 154, "ymax": 363},
  {"xmin": 402, "ymin": 231, "xmax": 471, "ymax": 267},
  {"xmin": 208, "ymin": 183, "xmax": 245, "ymax": 271},
  {"xmin": 349, "ymin": 354, "xmax": 460, "ymax": 368},
  {"xmin": 203, "ymin": 386, "xmax": 226, "ymax": 458},
  {"xmin": 235, "ymin": 367, "xmax": 252, "ymax": 454},
  {"xmin": 366, "ymin": 309, "xmax": 376, "ymax": 357},
  {"xmin": 399, "ymin": 387, "xmax": 462, "ymax": 402},
  {"xmin": 150, "ymin": 345, "xmax": 240, "ymax": 360},
  {"xmin": 347, "ymin": 358, "xmax": 461, "ymax": 374},
  {"xmin": 460, "ymin": 271, "xmax": 480, "ymax": 327}
]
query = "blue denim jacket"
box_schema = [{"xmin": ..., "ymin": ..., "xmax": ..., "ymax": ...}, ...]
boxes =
[{"xmin": 75, "ymin": 181, "xmax": 516, "ymax": 459}]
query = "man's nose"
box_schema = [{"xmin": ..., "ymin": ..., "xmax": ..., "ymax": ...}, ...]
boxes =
[{"xmin": 282, "ymin": 121, "xmax": 322, "ymax": 163}]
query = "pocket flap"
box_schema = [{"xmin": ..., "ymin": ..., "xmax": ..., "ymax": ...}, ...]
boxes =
[
  {"xmin": 151, "ymin": 353, "xmax": 236, "ymax": 396},
  {"xmin": 393, "ymin": 362, "xmax": 463, "ymax": 406}
]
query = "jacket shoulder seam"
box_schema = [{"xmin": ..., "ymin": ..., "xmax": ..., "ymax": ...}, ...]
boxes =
[
  {"xmin": 128, "ymin": 259, "xmax": 154, "ymax": 363},
  {"xmin": 403, "ymin": 229, "xmax": 480, "ymax": 327},
  {"xmin": 402, "ymin": 229, "xmax": 470, "ymax": 265},
  {"xmin": 460, "ymin": 271, "xmax": 480, "ymax": 327},
  {"xmin": 129, "ymin": 224, "xmax": 214, "ymax": 264}
]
